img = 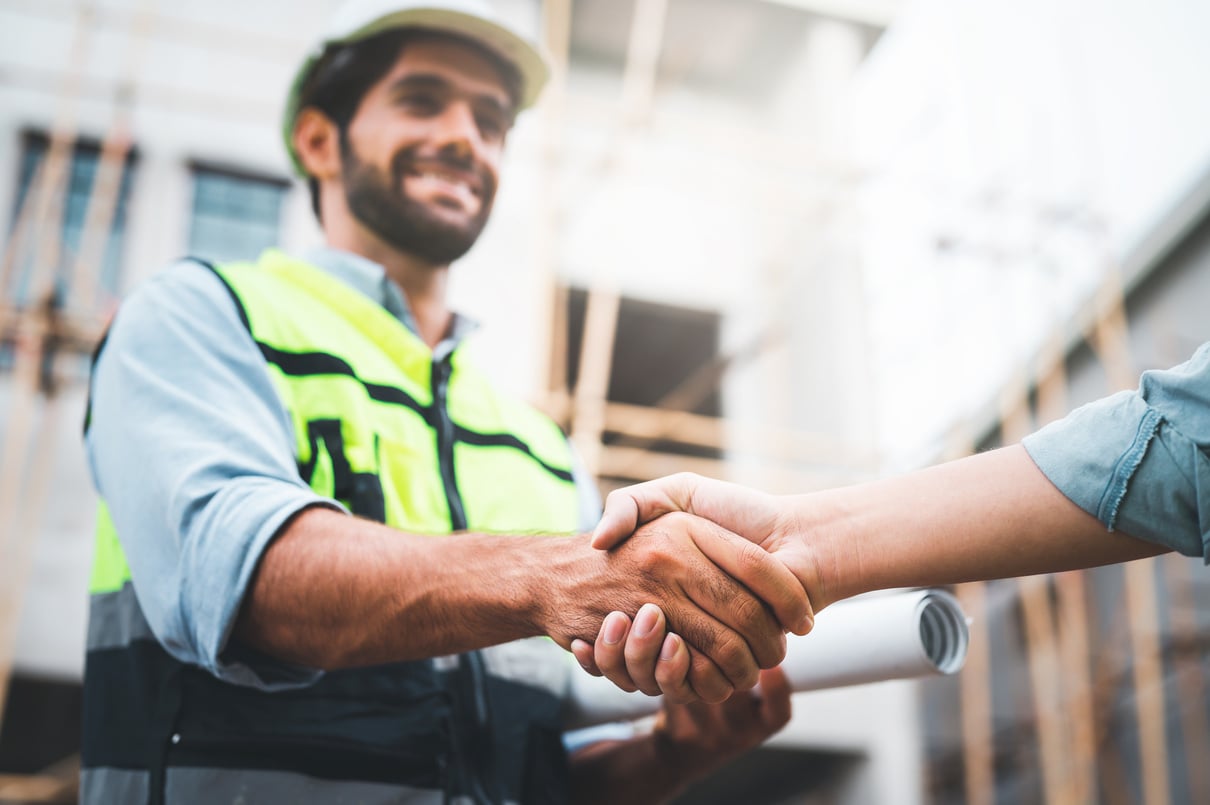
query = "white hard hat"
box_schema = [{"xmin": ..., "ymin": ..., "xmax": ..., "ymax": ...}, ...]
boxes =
[{"xmin": 283, "ymin": 0, "xmax": 549, "ymax": 176}]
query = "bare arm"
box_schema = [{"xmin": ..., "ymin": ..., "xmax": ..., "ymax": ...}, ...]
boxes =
[
  {"xmin": 794, "ymin": 444, "xmax": 1166, "ymax": 608},
  {"xmin": 582, "ymin": 446, "xmax": 1165, "ymax": 694},
  {"xmin": 593, "ymin": 445, "xmax": 1163, "ymax": 611},
  {"xmin": 233, "ymin": 507, "xmax": 810, "ymax": 698}
]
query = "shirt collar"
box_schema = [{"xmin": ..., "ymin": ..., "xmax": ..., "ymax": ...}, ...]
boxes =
[{"xmin": 300, "ymin": 246, "xmax": 479, "ymax": 354}]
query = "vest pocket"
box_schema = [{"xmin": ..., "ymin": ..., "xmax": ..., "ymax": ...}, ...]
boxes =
[{"xmin": 299, "ymin": 418, "xmax": 386, "ymax": 521}]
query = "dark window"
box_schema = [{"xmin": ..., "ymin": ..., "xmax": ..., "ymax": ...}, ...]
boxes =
[
  {"xmin": 564, "ymin": 287, "xmax": 723, "ymax": 471},
  {"xmin": 188, "ymin": 165, "xmax": 288, "ymax": 263}
]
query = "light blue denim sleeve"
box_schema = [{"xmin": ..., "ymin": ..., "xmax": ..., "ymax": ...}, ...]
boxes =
[
  {"xmin": 1022, "ymin": 342, "xmax": 1210, "ymax": 562},
  {"xmin": 86, "ymin": 260, "xmax": 344, "ymax": 689}
]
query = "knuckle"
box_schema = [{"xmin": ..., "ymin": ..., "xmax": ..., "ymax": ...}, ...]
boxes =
[
  {"xmin": 659, "ymin": 510, "xmax": 691, "ymax": 530},
  {"xmin": 736, "ymin": 540, "xmax": 770, "ymax": 573},
  {"xmin": 712, "ymin": 632, "xmax": 757, "ymax": 687},
  {"xmin": 731, "ymin": 594, "xmax": 765, "ymax": 629}
]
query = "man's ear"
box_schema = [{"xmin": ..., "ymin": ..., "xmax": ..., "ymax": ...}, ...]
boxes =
[{"xmin": 293, "ymin": 108, "xmax": 341, "ymax": 180}]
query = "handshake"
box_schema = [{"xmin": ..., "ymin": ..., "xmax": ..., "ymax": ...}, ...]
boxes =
[
  {"xmin": 546, "ymin": 473, "xmax": 829, "ymax": 705},
  {"xmin": 548, "ymin": 443, "xmax": 1156, "ymax": 706}
]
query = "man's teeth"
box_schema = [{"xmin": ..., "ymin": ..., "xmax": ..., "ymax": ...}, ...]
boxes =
[{"xmin": 415, "ymin": 170, "xmax": 475, "ymax": 194}]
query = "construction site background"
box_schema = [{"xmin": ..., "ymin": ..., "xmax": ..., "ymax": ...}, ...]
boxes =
[{"xmin": 2, "ymin": 0, "xmax": 1209, "ymax": 802}]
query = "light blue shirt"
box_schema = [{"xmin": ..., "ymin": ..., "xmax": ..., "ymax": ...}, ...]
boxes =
[
  {"xmin": 86, "ymin": 248, "xmax": 600, "ymax": 688},
  {"xmin": 1023, "ymin": 341, "xmax": 1210, "ymax": 563}
]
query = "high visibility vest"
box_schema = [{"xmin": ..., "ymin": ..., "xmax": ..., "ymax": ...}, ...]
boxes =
[{"xmin": 82, "ymin": 250, "xmax": 583, "ymax": 804}]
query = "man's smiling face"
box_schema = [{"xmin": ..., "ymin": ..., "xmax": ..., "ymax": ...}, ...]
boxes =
[{"xmin": 340, "ymin": 35, "xmax": 515, "ymax": 265}]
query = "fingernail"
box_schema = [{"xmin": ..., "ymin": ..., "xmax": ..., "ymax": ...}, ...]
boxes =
[
  {"xmin": 570, "ymin": 640, "xmax": 592, "ymax": 671},
  {"xmin": 797, "ymin": 614, "xmax": 814, "ymax": 635},
  {"xmin": 603, "ymin": 612, "xmax": 626, "ymax": 645},
  {"xmin": 633, "ymin": 604, "xmax": 658, "ymax": 638},
  {"xmin": 659, "ymin": 634, "xmax": 679, "ymax": 661}
]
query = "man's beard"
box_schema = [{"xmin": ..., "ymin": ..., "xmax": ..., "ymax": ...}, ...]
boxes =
[{"xmin": 341, "ymin": 136, "xmax": 495, "ymax": 266}]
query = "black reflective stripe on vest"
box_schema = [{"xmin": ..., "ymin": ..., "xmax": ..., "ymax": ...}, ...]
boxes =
[
  {"xmin": 259, "ymin": 343, "xmax": 433, "ymax": 422},
  {"xmin": 256, "ymin": 342, "xmax": 575, "ymax": 486},
  {"xmin": 452, "ymin": 428, "xmax": 574, "ymax": 483},
  {"xmin": 298, "ymin": 419, "xmax": 386, "ymax": 522}
]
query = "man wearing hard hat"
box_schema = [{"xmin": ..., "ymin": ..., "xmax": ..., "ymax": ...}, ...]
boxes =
[{"xmin": 81, "ymin": 1, "xmax": 803, "ymax": 802}]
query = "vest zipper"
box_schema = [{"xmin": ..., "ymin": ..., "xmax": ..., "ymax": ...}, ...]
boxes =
[
  {"xmin": 432, "ymin": 352, "xmax": 498, "ymax": 802},
  {"xmin": 431, "ymin": 354, "xmax": 468, "ymax": 531}
]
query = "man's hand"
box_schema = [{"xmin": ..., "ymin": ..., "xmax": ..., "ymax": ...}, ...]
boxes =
[
  {"xmin": 591, "ymin": 473, "xmax": 822, "ymax": 631},
  {"xmin": 652, "ymin": 664, "xmax": 793, "ymax": 785},
  {"xmin": 546, "ymin": 512, "xmax": 808, "ymax": 701},
  {"xmin": 567, "ymin": 653, "xmax": 793, "ymax": 805}
]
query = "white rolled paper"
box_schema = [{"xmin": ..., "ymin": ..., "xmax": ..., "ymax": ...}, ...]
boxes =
[{"xmin": 564, "ymin": 588, "xmax": 969, "ymax": 729}]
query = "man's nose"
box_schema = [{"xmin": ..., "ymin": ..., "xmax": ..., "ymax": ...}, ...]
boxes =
[{"xmin": 431, "ymin": 101, "xmax": 481, "ymax": 158}]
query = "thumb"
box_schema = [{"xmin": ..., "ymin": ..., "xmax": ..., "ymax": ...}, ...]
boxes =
[
  {"xmin": 590, "ymin": 492, "xmax": 641, "ymax": 549},
  {"xmin": 591, "ymin": 474, "xmax": 702, "ymax": 550}
]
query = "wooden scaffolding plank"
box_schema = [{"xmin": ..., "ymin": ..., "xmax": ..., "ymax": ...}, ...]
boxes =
[
  {"xmin": 566, "ymin": 0, "xmax": 667, "ymax": 477},
  {"xmin": 570, "ymin": 287, "xmax": 620, "ymax": 476},
  {"xmin": 537, "ymin": 0, "xmax": 571, "ymax": 407},
  {"xmin": 1037, "ymin": 333, "xmax": 1098, "ymax": 805},
  {"xmin": 956, "ymin": 580, "xmax": 994, "ymax": 805},
  {"xmin": 1163, "ymin": 552, "xmax": 1210, "ymax": 802},
  {"xmin": 1001, "ymin": 381, "xmax": 1070, "ymax": 805},
  {"xmin": 1090, "ymin": 270, "xmax": 1170, "ymax": 805}
]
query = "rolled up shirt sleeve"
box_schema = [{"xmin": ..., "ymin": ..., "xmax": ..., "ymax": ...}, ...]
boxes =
[
  {"xmin": 86, "ymin": 260, "xmax": 344, "ymax": 688},
  {"xmin": 1023, "ymin": 342, "xmax": 1210, "ymax": 563}
]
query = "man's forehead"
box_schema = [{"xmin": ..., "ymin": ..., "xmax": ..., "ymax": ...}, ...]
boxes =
[{"xmin": 378, "ymin": 35, "xmax": 516, "ymax": 106}]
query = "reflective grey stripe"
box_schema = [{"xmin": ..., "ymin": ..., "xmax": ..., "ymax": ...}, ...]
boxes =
[
  {"xmin": 87, "ymin": 582, "xmax": 155, "ymax": 651},
  {"xmin": 80, "ymin": 767, "xmax": 149, "ymax": 805},
  {"xmin": 165, "ymin": 767, "xmax": 443, "ymax": 803},
  {"xmin": 479, "ymin": 637, "xmax": 572, "ymax": 700}
]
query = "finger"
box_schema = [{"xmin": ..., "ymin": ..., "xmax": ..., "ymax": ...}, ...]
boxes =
[
  {"xmin": 677, "ymin": 561, "xmax": 787, "ymax": 674},
  {"xmin": 687, "ymin": 518, "xmax": 814, "ymax": 637},
  {"xmin": 570, "ymin": 639, "xmax": 601, "ymax": 676},
  {"xmin": 755, "ymin": 666, "xmax": 793, "ymax": 731},
  {"xmin": 594, "ymin": 611, "xmax": 639, "ymax": 693},
  {"xmin": 685, "ymin": 644, "xmax": 735, "ymax": 704},
  {"xmin": 624, "ymin": 604, "xmax": 669, "ymax": 696},
  {"xmin": 591, "ymin": 475, "xmax": 699, "ymax": 550},
  {"xmin": 653, "ymin": 633, "xmax": 696, "ymax": 704}
]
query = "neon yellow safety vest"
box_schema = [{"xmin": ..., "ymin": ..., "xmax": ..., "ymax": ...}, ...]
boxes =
[{"xmin": 82, "ymin": 251, "xmax": 582, "ymax": 805}]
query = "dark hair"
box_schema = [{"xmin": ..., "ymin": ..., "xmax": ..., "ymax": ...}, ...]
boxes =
[{"xmin": 294, "ymin": 28, "xmax": 522, "ymax": 222}]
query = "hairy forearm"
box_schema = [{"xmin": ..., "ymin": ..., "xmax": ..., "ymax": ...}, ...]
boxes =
[
  {"xmin": 795, "ymin": 445, "xmax": 1167, "ymax": 608},
  {"xmin": 234, "ymin": 507, "xmax": 585, "ymax": 669}
]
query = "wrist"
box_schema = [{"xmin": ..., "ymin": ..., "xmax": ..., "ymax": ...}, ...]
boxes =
[
  {"xmin": 778, "ymin": 490, "xmax": 858, "ymax": 611},
  {"xmin": 516, "ymin": 533, "xmax": 600, "ymax": 648}
]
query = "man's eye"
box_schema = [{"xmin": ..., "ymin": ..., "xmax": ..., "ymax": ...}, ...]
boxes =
[
  {"xmin": 477, "ymin": 114, "xmax": 507, "ymax": 139},
  {"xmin": 401, "ymin": 94, "xmax": 440, "ymax": 113}
]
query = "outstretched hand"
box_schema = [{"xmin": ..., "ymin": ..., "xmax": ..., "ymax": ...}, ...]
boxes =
[{"xmin": 592, "ymin": 473, "xmax": 822, "ymax": 629}]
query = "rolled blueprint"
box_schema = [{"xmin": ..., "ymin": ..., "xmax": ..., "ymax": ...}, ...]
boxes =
[{"xmin": 564, "ymin": 588, "xmax": 969, "ymax": 729}]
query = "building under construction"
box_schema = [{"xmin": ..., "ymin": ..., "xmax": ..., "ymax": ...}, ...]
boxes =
[{"xmin": 2, "ymin": 0, "xmax": 1209, "ymax": 802}]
